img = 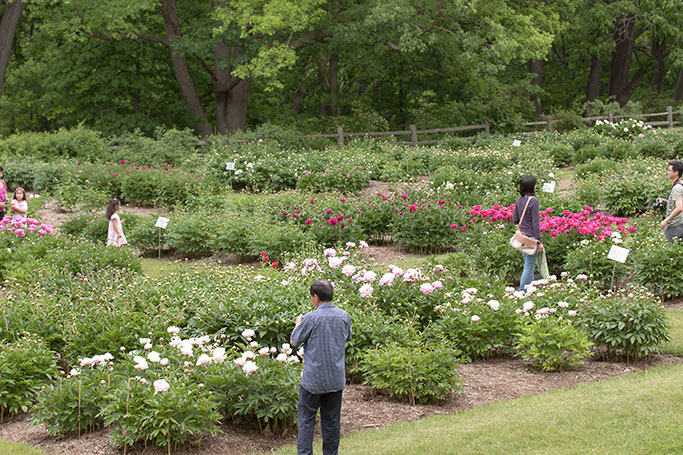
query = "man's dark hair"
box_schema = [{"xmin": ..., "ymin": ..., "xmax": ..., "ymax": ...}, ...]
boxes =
[
  {"xmin": 669, "ymin": 160, "xmax": 683, "ymax": 178},
  {"xmin": 310, "ymin": 279, "xmax": 333, "ymax": 302},
  {"xmin": 519, "ymin": 175, "xmax": 537, "ymax": 196}
]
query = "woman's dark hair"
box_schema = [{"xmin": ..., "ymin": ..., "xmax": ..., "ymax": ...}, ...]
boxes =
[
  {"xmin": 105, "ymin": 198, "xmax": 120, "ymax": 220},
  {"xmin": 519, "ymin": 176, "xmax": 537, "ymax": 196},
  {"xmin": 668, "ymin": 160, "xmax": 683, "ymax": 178},
  {"xmin": 310, "ymin": 279, "xmax": 334, "ymax": 302}
]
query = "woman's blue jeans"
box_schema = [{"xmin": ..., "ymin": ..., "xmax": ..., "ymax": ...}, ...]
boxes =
[{"xmin": 519, "ymin": 251, "xmax": 537, "ymax": 293}]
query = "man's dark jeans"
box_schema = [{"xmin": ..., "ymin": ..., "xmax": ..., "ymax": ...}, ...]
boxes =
[{"xmin": 297, "ymin": 386, "xmax": 343, "ymax": 455}]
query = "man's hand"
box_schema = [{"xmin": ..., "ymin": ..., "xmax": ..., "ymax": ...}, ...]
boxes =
[{"xmin": 295, "ymin": 315, "xmax": 303, "ymax": 326}]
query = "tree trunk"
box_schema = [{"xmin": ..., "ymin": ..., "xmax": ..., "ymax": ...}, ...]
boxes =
[
  {"xmin": 316, "ymin": 52, "xmax": 339, "ymax": 116},
  {"xmin": 214, "ymin": 43, "xmax": 248, "ymax": 134},
  {"xmin": 529, "ymin": 59, "xmax": 543, "ymax": 119},
  {"xmin": 650, "ymin": 39, "xmax": 667, "ymax": 93},
  {"xmin": 158, "ymin": 0, "xmax": 213, "ymax": 137},
  {"xmin": 608, "ymin": 17, "xmax": 636, "ymax": 107},
  {"xmin": 674, "ymin": 68, "xmax": 683, "ymax": 102},
  {"xmin": 0, "ymin": 0, "xmax": 26, "ymax": 100},
  {"xmin": 586, "ymin": 55, "xmax": 602, "ymax": 102}
]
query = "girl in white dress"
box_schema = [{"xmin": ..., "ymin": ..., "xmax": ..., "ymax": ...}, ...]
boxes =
[{"xmin": 105, "ymin": 198, "xmax": 127, "ymax": 247}]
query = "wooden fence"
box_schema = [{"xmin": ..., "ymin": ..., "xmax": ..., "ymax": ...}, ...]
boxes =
[{"xmin": 108, "ymin": 106, "xmax": 681, "ymax": 150}]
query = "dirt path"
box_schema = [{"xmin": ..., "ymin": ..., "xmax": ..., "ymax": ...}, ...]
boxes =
[
  {"xmin": 1, "ymin": 355, "xmax": 679, "ymax": 455},
  {"xmin": 34, "ymin": 198, "xmax": 165, "ymax": 231}
]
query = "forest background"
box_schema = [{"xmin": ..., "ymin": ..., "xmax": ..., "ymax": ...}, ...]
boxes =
[{"xmin": 0, "ymin": 0, "xmax": 681, "ymax": 139}]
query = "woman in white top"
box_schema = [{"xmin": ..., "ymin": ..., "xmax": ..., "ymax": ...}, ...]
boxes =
[
  {"xmin": 105, "ymin": 198, "xmax": 127, "ymax": 247},
  {"xmin": 10, "ymin": 187, "xmax": 28, "ymax": 222}
]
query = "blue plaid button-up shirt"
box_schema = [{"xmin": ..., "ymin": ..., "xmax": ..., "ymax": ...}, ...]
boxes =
[{"xmin": 290, "ymin": 302, "xmax": 352, "ymax": 394}]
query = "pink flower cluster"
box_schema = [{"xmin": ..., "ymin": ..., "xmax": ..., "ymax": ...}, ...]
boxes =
[
  {"xmin": 466, "ymin": 204, "xmax": 637, "ymax": 240},
  {"xmin": 0, "ymin": 217, "xmax": 53, "ymax": 237}
]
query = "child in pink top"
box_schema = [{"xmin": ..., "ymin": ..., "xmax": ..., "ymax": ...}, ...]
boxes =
[{"xmin": 10, "ymin": 187, "xmax": 28, "ymax": 222}]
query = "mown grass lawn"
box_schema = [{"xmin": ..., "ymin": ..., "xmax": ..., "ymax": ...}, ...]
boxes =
[
  {"xmin": 274, "ymin": 363, "xmax": 683, "ymax": 455},
  {"xmin": 663, "ymin": 309, "xmax": 683, "ymax": 356},
  {"xmin": 0, "ymin": 441, "xmax": 45, "ymax": 455}
]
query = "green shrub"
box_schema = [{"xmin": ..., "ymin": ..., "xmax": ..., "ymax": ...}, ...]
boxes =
[
  {"xmin": 564, "ymin": 239, "xmax": 628, "ymax": 288},
  {"xmin": 0, "ymin": 127, "xmax": 108, "ymax": 162},
  {"xmin": 360, "ymin": 341, "xmax": 463, "ymax": 404},
  {"xmin": 32, "ymin": 366, "xmax": 110, "ymax": 436},
  {"xmin": 632, "ymin": 232, "xmax": 683, "ymax": 299},
  {"xmin": 432, "ymin": 298, "xmax": 519, "ymax": 361},
  {"xmin": 0, "ymin": 334, "xmax": 58, "ymax": 420},
  {"xmin": 515, "ymin": 316, "xmax": 592, "ymax": 372},
  {"xmin": 579, "ymin": 289, "xmax": 670, "ymax": 361}
]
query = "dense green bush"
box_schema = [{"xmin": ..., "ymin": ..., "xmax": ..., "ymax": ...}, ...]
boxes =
[
  {"xmin": 515, "ymin": 316, "xmax": 592, "ymax": 372},
  {"xmin": 579, "ymin": 288, "xmax": 670, "ymax": 361},
  {"xmin": 0, "ymin": 127, "xmax": 108, "ymax": 162},
  {"xmin": 0, "ymin": 334, "xmax": 58, "ymax": 420},
  {"xmin": 632, "ymin": 229, "xmax": 683, "ymax": 299},
  {"xmin": 360, "ymin": 341, "xmax": 463, "ymax": 404}
]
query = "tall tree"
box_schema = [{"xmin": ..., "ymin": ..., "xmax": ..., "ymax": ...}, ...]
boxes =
[{"xmin": 0, "ymin": 0, "xmax": 26, "ymax": 99}]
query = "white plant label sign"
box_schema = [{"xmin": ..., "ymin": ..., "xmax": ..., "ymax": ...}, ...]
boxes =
[
  {"xmin": 225, "ymin": 162, "xmax": 235, "ymax": 171},
  {"xmin": 512, "ymin": 139, "xmax": 521, "ymax": 147},
  {"xmin": 542, "ymin": 181, "xmax": 556, "ymax": 193},
  {"xmin": 155, "ymin": 217, "xmax": 170, "ymax": 229},
  {"xmin": 607, "ymin": 245, "xmax": 629, "ymax": 263}
]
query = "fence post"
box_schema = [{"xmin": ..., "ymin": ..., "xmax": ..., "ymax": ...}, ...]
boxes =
[
  {"xmin": 667, "ymin": 106, "xmax": 674, "ymax": 128},
  {"xmin": 608, "ymin": 110, "xmax": 614, "ymax": 123},
  {"xmin": 547, "ymin": 116, "xmax": 554, "ymax": 133},
  {"xmin": 410, "ymin": 124, "xmax": 418, "ymax": 146},
  {"xmin": 484, "ymin": 121, "xmax": 490, "ymax": 134},
  {"xmin": 337, "ymin": 126, "xmax": 344, "ymax": 147}
]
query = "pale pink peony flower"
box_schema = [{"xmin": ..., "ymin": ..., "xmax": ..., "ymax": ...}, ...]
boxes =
[
  {"xmin": 212, "ymin": 347, "xmax": 227, "ymax": 363},
  {"xmin": 576, "ymin": 274, "xmax": 588, "ymax": 281},
  {"xmin": 139, "ymin": 338, "xmax": 151, "ymax": 345},
  {"xmin": 328, "ymin": 256, "xmax": 345, "ymax": 269},
  {"xmin": 523, "ymin": 301, "xmax": 535, "ymax": 312},
  {"xmin": 258, "ymin": 347, "xmax": 270, "ymax": 356},
  {"xmin": 432, "ymin": 280, "xmax": 443, "ymax": 289},
  {"xmin": 196, "ymin": 354, "xmax": 212, "ymax": 366},
  {"xmin": 379, "ymin": 273, "xmax": 394, "ymax": 286},
  {"xmin": 167, "ymin": 326, "xmax": 180, "ymax": 335},
  {"xmin": 69, "ymin": 368, "xmax": 80, "ymax": 377},
  {"xmin": 147, "ymin": 351, "xmax": 161, "ymax": 363},
  {"xmin": 153, "ymin": 379, "xmax": 170, "ymax": 393},
  {"xmin": 536, "ymin": 307, "xmax": 550, "ymax": 315},
  {"xmin": 276, "ymin": 353, "xmax": 288, "ymax": 362},
  {"xmin": 254, "ymin": 274, "xmax": 265, "ymax": 282},
  {"xmin": 242, "ymin": 361, "xmax": 258, "ymax": 375},
  {"xmin": 359, "ymin": 241, "xmax": 369, "ymax": 248},
  {"xmin": 471, "ymin": 315, "xmax": 481, "ymax": 322},
  {"xmin": 234, "ymin": 357, "xmax": 246, "ymax": 366},
  {"xmin": 242, "ymin": 329, "xmax": 255, "ymax": 339},
  {"xmin": 345, "ymin": 242, "xmax": 356, "ymax": 249},
  {"xmin": 342, "ymin": 265, "xmax": 356, "ymax": 276},
  {"xmin": 324, "ymin": 248, "xmax": 337, "ymax": 257},
  {"xmin": 133, "ymin": 356, "xmax": 149, "ymax": 371},
  {"xmin": 359, "ymin": 283, "xmax": 374, "ymax": 298},
  {"xmin": 160, "ymin": 358, "xmax": 169, "ymax": 366},
  {"xmin": 420, "ymin": 283, "xmax": 435, "ymax": 295},
  {"xmin": 487, "ymin": 300, "xmax": 500, "ymax": 311},
  {"xmin": 363, "ymin": 270, "xmax": 377, "ymax": 282},
  {"xmin": 558, "ymin": 301, "xmax": 569, "ymax": 308},
  {"xmin": 568, "ymin": 310, "xmax": 577, "ymax": 317}
]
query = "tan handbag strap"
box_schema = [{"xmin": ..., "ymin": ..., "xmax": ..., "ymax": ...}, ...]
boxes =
[{"xmin": 517, "ymin": 197, "xmax": 532, "ymax": 226}]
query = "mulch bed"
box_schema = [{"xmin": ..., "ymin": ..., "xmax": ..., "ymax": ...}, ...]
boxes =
[{"xmin": 1, "ymin": 355, "xmax": 680, "ymax": 455}]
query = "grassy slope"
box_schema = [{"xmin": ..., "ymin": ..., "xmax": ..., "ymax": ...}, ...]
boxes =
[{"xmin": 274, "ymin": 364, "xmax": 683, "ymax": 455}]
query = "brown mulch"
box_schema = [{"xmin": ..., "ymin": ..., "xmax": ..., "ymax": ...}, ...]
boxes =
[{"xmin": 1, "ymin": 355, "xmax": 680, "ymax": 455}]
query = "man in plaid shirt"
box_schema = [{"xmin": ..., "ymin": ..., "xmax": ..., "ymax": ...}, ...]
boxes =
[{"xmin": 291, "ymin": 279, "xmax": 352, "ymax": 455}]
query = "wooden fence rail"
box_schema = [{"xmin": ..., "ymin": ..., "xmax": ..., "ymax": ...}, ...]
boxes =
[{"xmin": 107, "ymin": 106, "xmax": 681, "ymax": 150}]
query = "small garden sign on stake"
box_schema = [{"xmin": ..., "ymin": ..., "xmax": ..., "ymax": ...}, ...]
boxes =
[
  {"xmin": 607, "ymin": 244, "xmax": 629, "ymax": 290},
  {"xmin": 155, "ymin": 216, "xmax": 169, "ymax": 259}
]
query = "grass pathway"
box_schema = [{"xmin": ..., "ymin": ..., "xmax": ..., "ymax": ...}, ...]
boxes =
[{"xmin": 273, "ymin": 363, "xmax": 683, "ymax": 455}]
